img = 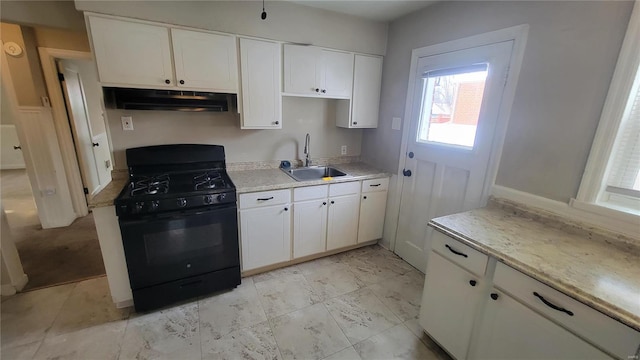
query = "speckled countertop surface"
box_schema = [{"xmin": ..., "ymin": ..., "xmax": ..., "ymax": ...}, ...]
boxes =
[
  {"xmin": 87, "ymin": 162, "xmax": 389, "ymax": 208},
  {"xmin": 229, "ymin": 162, "xmax": 390, "ymax": 194},
  {"xmin": 430, "ymin": 200, "xmax": 640, "ymax": 331}
]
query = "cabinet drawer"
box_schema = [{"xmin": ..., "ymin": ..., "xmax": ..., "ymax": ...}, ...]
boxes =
[
  {"xmin": 239, "ymin": 189, "xmax": 290, "ymax": 209},
  {"xmin": 431, "ymin": 231, "xmax": 487, "ymax": 277},
  {"xmin": 361, "ymin": 178, "xmax": 389, "ymax": 193},
  {"xmin": 329, "ymin": 181, "xmax": 360, "ymax": 197},
  {"xmin": 294, "ymin": 185, "xmax": 328, "ymax": 201},
  {"xmin": 494, "ymin": 262, "xmax": 639, "ymax": 359}
]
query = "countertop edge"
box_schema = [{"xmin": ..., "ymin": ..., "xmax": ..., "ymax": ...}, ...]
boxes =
[
  {"xmin": 234, "ymin": 172, "xmax": 391, "ymax": 194},
  {"xmin": 429, "ymin": 221, "xmax": 640, "ymax": 332}
]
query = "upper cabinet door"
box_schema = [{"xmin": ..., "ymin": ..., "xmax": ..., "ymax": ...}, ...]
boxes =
[
  {"xmin": 239, "ymin": 38, "xmax": 282, "ymax": 129},
  {"xmin": 283, "ymin": 44, "xmax": 321, "ymax": 96},
  {"xmin": 171, "ymin": 29, "xmax": 238, "ymax": 92},
  {"xmin": 88, "ymin": 16, "xmax": 174, "ymax": 88},
  {"xmin": 320, "ymin": 50, "xmax": 353, "ymax": 98},
  {"xmin": 350, "ymin": 55, "xmax": 383, "ymax": 128}
]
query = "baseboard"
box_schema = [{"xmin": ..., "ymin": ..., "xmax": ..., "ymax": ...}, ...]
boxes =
[
  {"xmin": 14, "ymin": 273, "xmax": 28, "ymax": 291},
  {"xmin": 1, "ymin": 284, "xmax": 16, "ymax": 296},
  {"xmin": 114, "ymin": 298, "xmax": 134, "ymax": 309},
  {"xmin": 491, "ymin": 185, "xmax": 639, "ymax": 240}
]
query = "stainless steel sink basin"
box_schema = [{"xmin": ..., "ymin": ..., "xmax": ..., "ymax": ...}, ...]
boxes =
[{"xmin": 282, "ymin": 166, "xmax": 349, "ymax": 181}]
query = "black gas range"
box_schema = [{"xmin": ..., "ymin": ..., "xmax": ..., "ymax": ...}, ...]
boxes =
[{"xmin": 115, "ymin": 144, "xmax": 240, "ymax": 311}]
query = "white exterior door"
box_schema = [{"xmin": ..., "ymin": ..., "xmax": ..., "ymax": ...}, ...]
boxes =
[
  {"xmin": 395, "ymin": 41, "xmax": 513, "ymax": 271},
  {"xmin": 59, "ymin": 61, "xmax": 106, "ymax": 196}
]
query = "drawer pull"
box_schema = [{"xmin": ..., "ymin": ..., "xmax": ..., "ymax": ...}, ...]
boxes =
[
  {"xmin": 369, "ymin": 184, "xmax": 381, "ymax": 187},
  {"xmin": 445, "ymin": 244, "xmax": 468, "ymax": 258},
  {"xmin": 257, "ymin": 197, "xmax": 274, "ymax": 201},
  {"xmin": 533, "ymin": 292, "xmax": 574, "ymax": 316}
]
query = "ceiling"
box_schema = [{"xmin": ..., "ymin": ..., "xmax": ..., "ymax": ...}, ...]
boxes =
[{"xmin": 288, "ymin": 0, "xmax": 439, "ymax": 22}]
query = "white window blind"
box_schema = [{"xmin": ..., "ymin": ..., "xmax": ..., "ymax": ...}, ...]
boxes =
[{"xmin": 605, "ymin": 68, "xmax": 640, "ymax": 199}]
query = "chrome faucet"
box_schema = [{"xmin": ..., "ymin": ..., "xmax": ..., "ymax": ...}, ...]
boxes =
[{"xmin": 304, "ymin": 133, "xmax": 311, "ymax": 167}]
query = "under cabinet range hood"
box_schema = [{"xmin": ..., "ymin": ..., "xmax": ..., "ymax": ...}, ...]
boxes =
[{"xmin": 103, "ymin": 87, "xmax": 233, "ymax": 112}]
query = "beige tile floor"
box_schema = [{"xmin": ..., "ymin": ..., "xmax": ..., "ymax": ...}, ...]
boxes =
[{"xmin": 0, "ymin": 245, "xmax": 452, "ymax": 360}]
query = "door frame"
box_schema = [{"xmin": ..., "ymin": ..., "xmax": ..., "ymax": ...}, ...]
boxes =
[
  {"xmin": 387, "ymin": 25, "xmax": 529, "ymax": 251},
  {"xmin": 38, "ymin": 47, "xmax": 107, "ymax": 217}
]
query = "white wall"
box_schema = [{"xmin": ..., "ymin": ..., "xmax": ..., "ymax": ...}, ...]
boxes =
[
  {"xmin": 107, "ymin": 97, "xmax": 361, "ymax": 169},
  {"xmin": 75, "ymin": 0, "xmax": 388, "ymax": 56},
  {"xmin": 362, "ymin": 1, "xmax": 633, "ymax": 203}
]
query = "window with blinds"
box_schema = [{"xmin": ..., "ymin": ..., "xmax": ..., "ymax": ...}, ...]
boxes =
[{"xmin": 601, "ymin": 66, "xmax": 640, "ymax": 210}]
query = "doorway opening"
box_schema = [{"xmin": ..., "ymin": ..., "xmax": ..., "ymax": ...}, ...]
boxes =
[{"xmin": 1, "ymin": 25, "xmax": 111, "ymax": 293}]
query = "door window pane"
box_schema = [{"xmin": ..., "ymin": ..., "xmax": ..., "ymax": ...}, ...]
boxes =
[{"xmin": 417, "ymin": 65, "xmax": 488, "ymax": 148}]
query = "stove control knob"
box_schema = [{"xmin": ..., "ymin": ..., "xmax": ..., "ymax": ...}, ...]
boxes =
[
  {"xmin": 203, "ymin": 195, "xmax": 214, "ymax": 204},
  {"xmin": 149, "ymin": 201, "xmax": 160, "ymax": 211},
  {"xmin": 217, "ymin": 193, "xmax": 227, "ymax": 202},
  {"xmin": 133, "ymin": 202, "xmax": 144, "ymax": 214},
  {"xmin": 177, "ymin": 198, "xmax": 187, "ymax": 207}
]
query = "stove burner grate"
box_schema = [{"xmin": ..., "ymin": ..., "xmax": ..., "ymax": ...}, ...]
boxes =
[
  {"xmin": 131, "ymin": 174, "xmax": 170, "ymax": 196},
  {"xmin": 193, "ymin": 171, "xmax": 224, "ymax": 190}
]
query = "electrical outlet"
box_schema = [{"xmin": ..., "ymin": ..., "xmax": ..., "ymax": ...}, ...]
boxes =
[
  {"xmin": 341, "ymin": 145, "xmax": 347, "ymax": 155},
  {"xmin": 121, "ymin": 116, "xmax": 134, "ymax": 131}
]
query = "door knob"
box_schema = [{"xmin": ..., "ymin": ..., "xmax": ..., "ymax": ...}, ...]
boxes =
[
  {"xmin": 92, "ymin": 142, "xmax": 99, "ymax": 147},
  {"xmin": 13, "ymin": 145, "xmax": 21, "ymax": 150},
  {"xmin": 402, "ymin": 169, "xmax": 412, "ymax": 177},
  {"xmin": 408, "ymin": 151, "xmax": 414, "ymax": 158}
]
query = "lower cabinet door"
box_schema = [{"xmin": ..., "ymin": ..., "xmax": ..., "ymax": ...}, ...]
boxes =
[
  {"xmin": 357, "ymin": 190, "xmax": 387, "ymax": 243},
  {"xmin": 326, "ymin": 194, "xmax": 360, "ymax": 251},
  {"xmin": 419, "ymin": 252, "xmax": 482, "ymax": 359},
  {"xmin": 240, "ymin": 204, "xmax": 291, "ymax": 271},
  {"xmin": 471, "ymin": 290, "xmax": 611, "ymax": 360},
  {"xmin": 293, "ymin": 199, "xmax": 328, "ymax": 258}
]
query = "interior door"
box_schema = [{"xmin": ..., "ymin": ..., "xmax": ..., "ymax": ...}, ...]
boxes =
[
  {"xmin": 59, "ymin": 60, "xmax": 111, "ymax": 196},
  {"xmin": 395, "ymin": 41, "xmax": 513, "ymax": 271}
]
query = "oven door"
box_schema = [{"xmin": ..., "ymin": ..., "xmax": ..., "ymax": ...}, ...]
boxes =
[{"xmin": 119, "ymin": 203, "xmax": 239, "ymax": 290}]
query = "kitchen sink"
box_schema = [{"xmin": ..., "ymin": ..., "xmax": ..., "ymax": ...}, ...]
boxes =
[{"xmin": 282, "ymin": 166, "xmax": 349, "ymax": 181}]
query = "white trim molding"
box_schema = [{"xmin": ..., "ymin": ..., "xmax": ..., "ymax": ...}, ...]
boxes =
[
  {"xmin": 493, "ymin": 185, "xmax": 640, "ymax": 240},
  {"xmin": 576, "ymin": 1, "xmax": 640, "ymax": 208}
]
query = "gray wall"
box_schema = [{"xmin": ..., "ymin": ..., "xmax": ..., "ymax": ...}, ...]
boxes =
[
  {"xmin": 362, "ymin": 1, "xmax": 632, "ymax": 203},
  {"xmin": 107, "ymin": 97, "xmax": 361, "ymax": 169},
  {"xmin": 1, "ymin": 0, "xmax": 86, "ymax": 32},
  {"xmin": 75, "ymin": 0, "xmax": 388, "ymax": 56}
]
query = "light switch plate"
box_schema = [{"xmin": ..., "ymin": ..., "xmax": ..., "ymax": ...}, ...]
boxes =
[
  {"xmin": 121, "ymin": 116, "xmax": 134, "ymax": 131},
  {"xmin": 341, "ymin": 145, "xmax": 347, "ymax": 155},
  {"xmin": 392, "ymin": 117, "xmax": 402, "ymax": 131}
]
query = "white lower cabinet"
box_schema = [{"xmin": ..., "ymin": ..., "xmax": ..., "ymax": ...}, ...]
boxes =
[
  {"xmin": 420, "ymin": 231, "xmax": 638, "ymax": 360},
  {"xmin": 357, "ymin": 180, "xmax": 388, "ymax": 243},
  {"xmin": 327, "ymin": 194, "xmax": 360, "ymax": 251},
  {"xmin": 239, "ymin": 190, "xmax": 291, "ymax": 271},
  {"xmin": 420, "ymin": 252, "xmax": 483, "ymax": 359},
  {"xmin": 471, "ymin": 290, "xmax": 610, "ymax": 359},
  {"xmin": 292, "ymin": 185, "xmax": 328, "ymax": 259}
]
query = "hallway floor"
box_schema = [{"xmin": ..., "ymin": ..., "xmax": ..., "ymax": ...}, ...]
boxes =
[
  {"xmin": 1, "ymin": 169, "xmax": 106, "ymax": 291},
  {"xmin": 0, "ymin": 245, "xmax": 451, "ymax": 360}
]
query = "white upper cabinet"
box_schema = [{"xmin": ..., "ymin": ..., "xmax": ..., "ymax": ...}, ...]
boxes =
[
  {"xmin": 239, "ymin": 38, "xmax": 282, "ymax": 129},
  {"xmin": 283, "ymin": 44, "xmax": 353, "ymax": 99},
  {"xmin": 89, "ymin": 16, "xmax": 174, "ymax": 88},
  {"xmin": 170, "ymin": 29, "xmax": 238, "ymax": 92},
  {"xmin": 88, "ymin": 15, "xmax": 239, "ymax": 93},
  {"xmin": 337, "ymin": 54, "xmax": 383, "ymax": 128}
]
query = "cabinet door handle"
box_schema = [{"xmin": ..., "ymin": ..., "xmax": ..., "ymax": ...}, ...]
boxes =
[
  {"xmin": 402, "ymin": 169, "xmax": 412, "ymax": 177},
  {"xmin": 321, "ymin": 89, "xmax": 326, "ymax": 93},
  {"xmin": 445, "ymin": 244, "xmax": 468, "ymax": 258},
  {"xmin": 92, "ymin": 142, "xmax": 99, "ymax": 147},
  {"xmin": 469, "ymin": 280, "xmax": 477, "ymax": 287},
  {"xmin": 257, "ymin": 197, "xmax": 274, "ymax": 201},
  {"xmin": 330, "ymin": 200, "xmax": 335, "ymax": 204},
  {"xmin": 315, "ymin": 88, "xmax": 320, "ymax": 93},
  {"xmin": 179, "ymin": 80, "xmax": 185, "ymax": 85},
  {"xmin": 490, "ymin": 293, "xmax": 499, "ymax": 300},
  {"xmin": 533, "ymin": 292, "xmax": 574, "ymax": 316},
  {"xmin": 353, "ymin": 121, "xmax": 358, "ymax": 125},
  {"xmin": 369, "ymin": 184, "xmax": 381, "ymax": 187},
  {"xmin": 13, "ymin": 145, "xmax": 21, "ymax": 150},
  {"xmin": 165, "ymin": 79, "xmax": 171, "ymax": 84},
  {"xmin": 284, "ymin": 207, "xmax": 289, "ymax": 211},
  {"xmin": 322, "ymin": 202, "xmax": 327, "ymax": 205},
  {"xmin": 363, "ymin": 196, "xmax": 367, "ymax": 200}
]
